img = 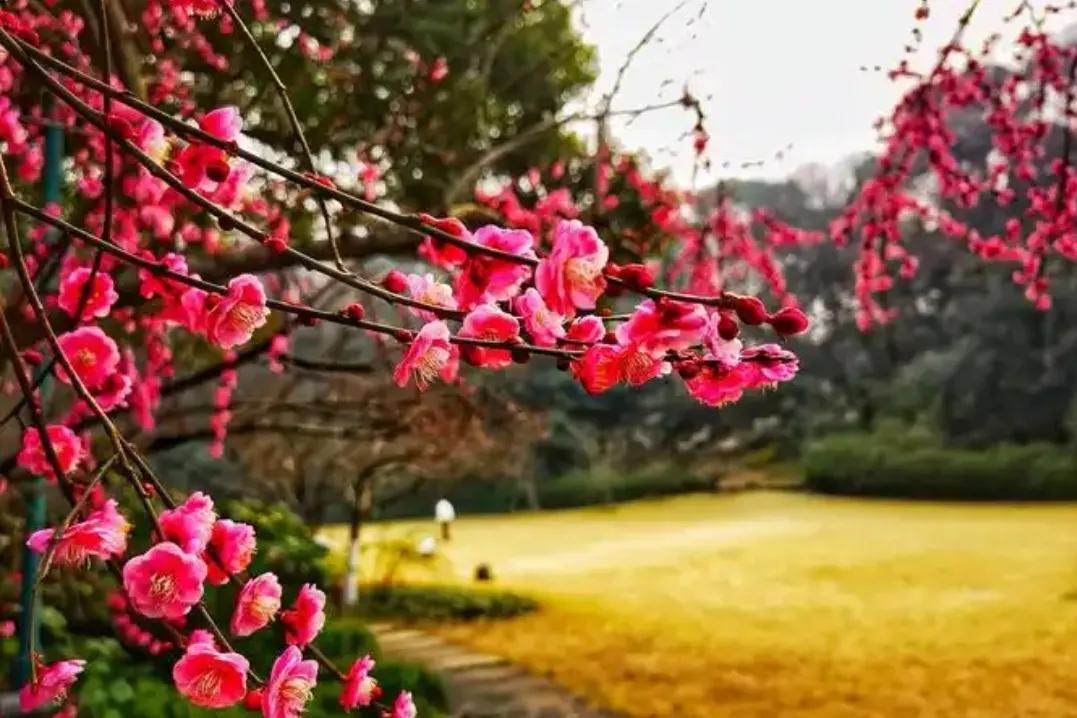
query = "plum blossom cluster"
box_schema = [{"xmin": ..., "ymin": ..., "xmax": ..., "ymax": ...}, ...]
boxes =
[
  {"xmin": 20, "ymin": 484, "xmax": 400, "ymax": 715},
  {"xmin": 827, "ymin": 5, "xmax": 1077, "ymax": 325},
  {"xmin": 394, "ymin": 214, "xmax": 807, "ymax": 404}
]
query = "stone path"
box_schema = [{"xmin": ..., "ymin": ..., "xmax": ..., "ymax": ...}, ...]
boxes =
[{"xmin": 370, "ymin": 623, "xmax": 626, "ymax": 718}]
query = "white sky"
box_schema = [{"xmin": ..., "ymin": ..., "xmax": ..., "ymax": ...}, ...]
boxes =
[{"xmin": 575, "ymin": 0, "xmax": 1070, "ymax": 188}]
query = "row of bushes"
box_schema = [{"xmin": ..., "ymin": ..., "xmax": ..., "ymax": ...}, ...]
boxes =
[
  {"xmin": 376, "ymin": 463, "xmax": 714, "ymax": 518},
  {"xmin": 356, "ymin": 584, "xmax": 538, "ymax": 622},
  {"xmin": 804, "ymin": 433, "xmax": 1077, "ymax": 500}
]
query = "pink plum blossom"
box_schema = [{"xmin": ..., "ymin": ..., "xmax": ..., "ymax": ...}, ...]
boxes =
[
  {"xmin": 17, "ymin": 425, "xmax": 83, "ymax": 479},
  {"xmin": 173, "ymin": 630, "xmax": 249, "ymax": 708},
  {"xmin": 565, "ymin": 315, "xmax": 605, "ymax": 344},
  {"xmin": 204, "ymin": 274, "xmax": 270, "ymax": 349},
  {"xmin": 453, "ymin": 226, "xmax": 535, "ymax": 309},
  {"xmin": 19, "ymin": 659, "xmax": 85, "ymax": 712},
  {"xmin": 390, "ymin": 690, "xmax": 417, "ymax": 718},
  {"xmin": 393, "ymin": 321, "xmax": 458, "ymax": 391},
  {"xmin": 199, "ymin": 106, "xmax": 242, "ymax": 141},
  {"xmin": 457, "ymin": 304, "xmax": 520, "ymax": 369},
  {"xmin": 417, "ymin": 213, "xmax": 469, "ymax": 268},
  {"xmin": 405, "ymin": 273, "xmax": 458, "ymax": 321},
  {"xmin": 56, "ymin": 326, "xmax": 120, "ymax": 389},
  {"xmin": 535, "ymin": 220, "xmax": 609, "ymax": 315},
  {"xmin": 683, "ymin": 363, "xmax": 753, "ymax": 407},
  {"xmin": 57, "ymin": 267, "xmax": 119, "ymax": 320},
  {"xmin": 27, "ymin": 498, "xmax": 129, "ymax": 565},
  {"xmin": 615, "ymin": 299, "xmax": 708, "ymax": 355},
  {"xmin": 205, "ymin": 519, "xmax": 256, "ymax": 585},
  {"xmin": 122, "ymin": 542, "xmax": 208, "ymax": 620},
  {"xmin": 340, "ymin": 655, "xmax": 379, "ymax": 710},
  {"xmin": 231, "ymin": 573, "xmax": 282, "ymax": 637},
  {"xmin": 280, "ymin": 584, "xmax": 326, "ymax": 648},
  {"xmin": 263, "ymin": 646, "xmax": 318, "ymax": 718},
  {"xmin": 514, "ymin": 288, "xmax": 565, "ymax": 347},
  {"xmin": 571, "ymin": 343, "xmax": 669, "ymax": 395},
  {"xmin": 739, "ymin": 344, "xmax": 799, "ymax": 386},
  {"xmin": 158, "ymin": 492, "xmax": 217, "ymax": 555}
]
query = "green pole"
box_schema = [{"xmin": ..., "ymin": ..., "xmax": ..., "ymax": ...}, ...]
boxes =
[{"xmin": 13, "ymin": 112, "xmax": 64, "ymax": 689}]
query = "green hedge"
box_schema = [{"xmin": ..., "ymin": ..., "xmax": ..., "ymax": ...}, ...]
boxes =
[
  {"xmin": 357, "ymin": 584, "xmax": 538, "ymax": 622},
  {"xmin": 804, "ymin": 434, "xmax": 1077, "ymax": 500},
  {"xmin": 536, "ymin": 466, "xmax": 713, "ymax": 510}
]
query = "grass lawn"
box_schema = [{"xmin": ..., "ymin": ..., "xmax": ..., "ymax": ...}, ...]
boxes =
[{"xmin": 324, "ymin": 492, "xmax": 1077, "ymax": 717}]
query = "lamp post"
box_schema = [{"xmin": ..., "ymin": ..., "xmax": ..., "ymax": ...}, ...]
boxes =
[
  {"xmin": 13, "ymin": 108, "xmax": 64, "ymax": 690},
  {"xmin": 434, "ymin": 499, "xmax": 455, "ymax": 541}
]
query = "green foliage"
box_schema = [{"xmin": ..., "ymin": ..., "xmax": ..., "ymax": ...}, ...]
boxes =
[
  {"xmin": 804, "ymin": 433, "xmax": 1077, "ymax": 500},
  {"xmin": 221, "ymin": 498, "xmax": 330, "ymax": 589},
  {"xmin": 357, "ymin": 584, "xmax": 538, "ymax": 622},
  {"xmin": 312, "ymin": 617, "xmax": 380, "ymax": 661},
  {"xmin": 536, "ymin": 466, "xmax": 713, "ymax": 509},
  {"xmin": 192, "ymin": 0, "xmax": 596, "ymax": 209}
]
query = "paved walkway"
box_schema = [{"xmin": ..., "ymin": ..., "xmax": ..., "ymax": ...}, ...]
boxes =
[{"xmin": 370, "ymin": 623, "xmax": 626, "ymax": 718}]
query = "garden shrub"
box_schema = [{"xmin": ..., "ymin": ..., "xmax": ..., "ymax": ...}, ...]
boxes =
[
  {"xmin": 804, "ymin": 433, "xmax": 1077, "ymax": 500},
  {"xmin": 0, "ymin": 498, "xmax": 449, "ymax": 717},
  {"xmin": 356, "ymin": 584, "xmax": 538, "ymax": 622},
  {"xmin": 536, "ymin": 466, "xmax": 713, "ymax": 509}
]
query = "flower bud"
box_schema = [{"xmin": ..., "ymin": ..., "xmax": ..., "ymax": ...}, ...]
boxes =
[
  {"xmin": 418, "ymin": 212, "xmax": 468, "ymax": 238},
  {"xmin": 243, "ymin": 689, "xmax": 264, "ymax": 712},
  {"xmin": 734, "ymin": 295, "xmax": 768, "ymax": 325},
  {"xmin": 263, "ymin": 236, "xmax": 288, "ymax": 254},
  {"xmin": 619, "ymin": 263, "xmax": 655, "ymax": 291},
  {"xmin": 767, "ymin": 306, "xmax": 810, "ymax": 336},
  {"xmin": 343, "ymin": 303, "xmax": 365, "ymax": 321},
  {"xmin": 676, "ymin": 359, "xmax": 702, "ymax": 380},
  {"xmin": 382, "ymin": 270, "xmax": 409, "ymax": 294},
  {"xmin": 510, "ymin": 346, "xmax": 531, "ymax": 364},
  {"xmin": 717, "ymin": 313, "xmax": 739, "ymax": 340},
  {"xmin": 205, "ymin": 158, "xmax": 231, "ymax": 183}
]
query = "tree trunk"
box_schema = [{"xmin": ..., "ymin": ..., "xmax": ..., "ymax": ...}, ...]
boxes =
[{"xmin": 342, "ymin": 479, "xmax": 372, "ymax": 609}]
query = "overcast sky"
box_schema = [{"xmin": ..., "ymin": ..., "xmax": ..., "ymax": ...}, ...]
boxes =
[{"xmin": 574, "ymin": 0, "xmax": 1069, "ymax": 188}]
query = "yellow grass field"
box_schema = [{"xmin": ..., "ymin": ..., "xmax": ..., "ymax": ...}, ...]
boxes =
[{"xmin": 324, "ymin": 492, "xmax": 1077, "ymax": 717}]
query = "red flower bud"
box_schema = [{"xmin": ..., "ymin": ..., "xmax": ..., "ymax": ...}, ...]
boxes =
[
  {"xmin": 205, "ymin": 158, "xmax": 231, "ymax": 183},
  {"xmin": 418, "ymin": 212, "xmax": 467, "ymax": 238},
  {"xmin": 734, "ymin": 295, "xmax": 768, "ymax": 325},
  {"xmin": 619, "ymin": 263, "xmax": 655, "ymax": 291},
  {"xmin": 106, "ymin": 114, "xmax": 135, "ymax": 141},
  {"xmin": 676, "ymin": 359, "xmax": 702, "ymax": 380},
  {"xmin": 717, "ymin": 313, "xmax": 740, "ymax": 341},
  {"xmin": 243, "ymin": 689, "xmax": 264, "ymax": 712},
  {"xmin": 343, "ymin": 303, "xmax": 365, "ymax": 321},
  {"xmin": 22, "ymin": 349, "xmax": 43, "ymax": 365},
  {"xmin": 301, "ymin": 171, "xmax": 335, "ymax": 189},
  {"xmin": 382, "ymin": 269, "xmax": 409, "ymax": 294},
  {"xmin": 510, "ymin": 346, "xmax": 531, "ymax": 364},
  {"xmin": 263, "ymin": 236, "xmax": 288, "ymax": 254},
  {"xmin": 767, "ymin": 307, "xmax": 810, "ymax": 336}
]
